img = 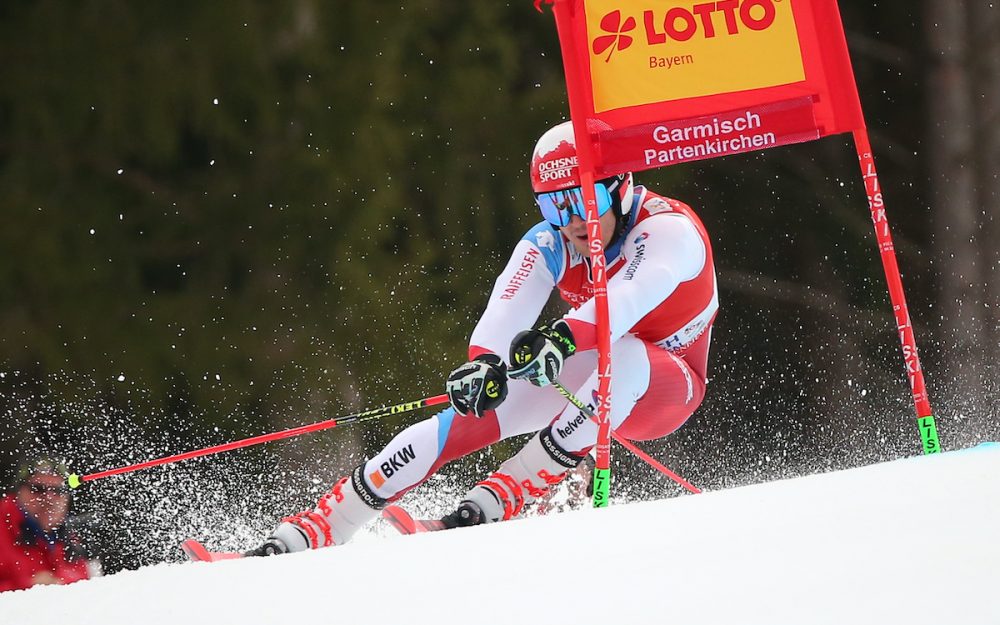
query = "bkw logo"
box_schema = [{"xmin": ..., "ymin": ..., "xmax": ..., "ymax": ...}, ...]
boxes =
[{"xmin": 380, "ymin": 444, "xmax": 417, "ymax": 478}]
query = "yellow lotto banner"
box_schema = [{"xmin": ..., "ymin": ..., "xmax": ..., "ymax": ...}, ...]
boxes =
[{"xmin": 586, "ymin": 0, "xmax": 806, "ymax": 112}]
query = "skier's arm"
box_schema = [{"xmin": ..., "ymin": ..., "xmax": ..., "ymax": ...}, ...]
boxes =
[
  {"xmin": 446, "ymin": 226, "xmax": 560, "ymax": 417},
  {"xmin": 563, "ymin": 213, "xmax": 706, "ymax": 350},
  {"xmin": 468, "ymin": 228, "xmax": 559, "ymax": 359}
]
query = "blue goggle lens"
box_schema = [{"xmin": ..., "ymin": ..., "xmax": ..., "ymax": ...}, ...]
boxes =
[{"xmin": 534, "ymin": 184, "xmax": 613, "ymax": 227}]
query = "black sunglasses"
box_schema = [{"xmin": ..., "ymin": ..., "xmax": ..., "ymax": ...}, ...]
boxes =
[{"xmin": 26, "ymin": 482, "xmax": 70, "ymax": 496}]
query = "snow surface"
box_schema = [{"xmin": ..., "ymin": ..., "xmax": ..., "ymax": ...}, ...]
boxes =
[{"xmin": 2, "ymin": 444, "xmax": 998, "ymax": 625}]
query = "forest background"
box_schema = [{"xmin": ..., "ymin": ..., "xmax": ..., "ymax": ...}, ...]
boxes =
[{"xmin": 1, "ymin": 1, "xmax": 997, "ymax": 574}]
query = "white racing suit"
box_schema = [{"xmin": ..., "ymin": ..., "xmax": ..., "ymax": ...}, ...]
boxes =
[{"xmin": 273, "ymin": 187, "xmax": 718, "ymax": 549}]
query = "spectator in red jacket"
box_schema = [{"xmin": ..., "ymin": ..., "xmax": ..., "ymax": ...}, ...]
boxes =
[{"xmin": 0, "ymin": 459, "xmax": 91, "ymax": 592}]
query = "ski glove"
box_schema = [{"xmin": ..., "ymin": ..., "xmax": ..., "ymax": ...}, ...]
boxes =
[
  {"xmin": 446, "ymin": 353, "xmax": 508, "ymax": 418},
  {"xmin": 508, "ymin": 319, "xmax": 577, "ymax": 387}
]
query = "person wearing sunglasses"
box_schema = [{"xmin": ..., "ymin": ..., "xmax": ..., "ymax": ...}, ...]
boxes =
[
  {"xmin": 244, "ymin": 121, "xmax": 716, "ymax": 556},
  {"xmin": 0, "ymin": 458, "xmax": 92, "ymax": 591}
]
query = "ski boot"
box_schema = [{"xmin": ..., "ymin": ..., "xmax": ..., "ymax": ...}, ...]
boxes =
[
  {"xmin": 457, "ymin": 425, "xmax": 586, "ymax": 523},
  {"xmin": 247, "ymin": 465, "xmax": 385, "ymax": 555},
  {"xmin": 440, "ymin": 501, "xmax": 486, "ymax": 529}
]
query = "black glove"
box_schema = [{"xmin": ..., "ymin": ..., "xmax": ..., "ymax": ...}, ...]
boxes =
[
  {"xmin": 446, "ymin": 354, "xmax": 508, "ymax": 417},
  {"xmin": 508, "ymin": 319, "xmax": 576, "ymax": 387}
]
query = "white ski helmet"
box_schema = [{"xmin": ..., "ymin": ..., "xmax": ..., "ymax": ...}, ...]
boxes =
[{"xmin": 529, "ymin": 121, "xmax": 634, "ymax": 226}]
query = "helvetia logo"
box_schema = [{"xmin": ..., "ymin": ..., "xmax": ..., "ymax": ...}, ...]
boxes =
[{"xmin": 593, "ymin": 0, "xmax": 781, "ymax": 62}]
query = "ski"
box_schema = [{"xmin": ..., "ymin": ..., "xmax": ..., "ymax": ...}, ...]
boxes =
[
  {"xmin": 181, "ymin": 539, "xmax": 245, "ymax": 563},
  {"xmin": 382, "ymin": 505, "xmax": 447, "ymax": 534},
  {"xmin": 184, "ymin": 507, "xmax": 450, "ymax": 561}
]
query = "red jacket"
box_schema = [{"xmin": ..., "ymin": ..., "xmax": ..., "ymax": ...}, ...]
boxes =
[{"xmin": 0, "ymin": 494, "xmax": 90, "ymax": 592}]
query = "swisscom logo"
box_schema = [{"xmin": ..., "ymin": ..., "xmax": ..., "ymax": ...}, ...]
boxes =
[{"xmin": 592, "ymin": 0, "xmax": 782, "ymax": 62}]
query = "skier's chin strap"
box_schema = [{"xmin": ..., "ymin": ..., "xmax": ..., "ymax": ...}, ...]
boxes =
[{"xmin": 602, "ymin": 191, "xmax": 640, "ymax": 262}]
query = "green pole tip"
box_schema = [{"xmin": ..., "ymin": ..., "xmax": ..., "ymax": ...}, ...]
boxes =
[{"xmin": 67, "ymin": 473, "xmax": 82, "ymax": 489}]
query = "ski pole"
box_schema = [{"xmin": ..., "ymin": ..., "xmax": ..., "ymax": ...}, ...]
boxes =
[
  {"xmin": 68, "ymin": 393, "xmax": 450, "ymax": 489},
  {"xmin": 551, "ymin": 381, "xmax": 701, "ymax": 495}
]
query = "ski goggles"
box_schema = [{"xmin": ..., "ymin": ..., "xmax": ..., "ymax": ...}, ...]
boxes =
[{"xmin": 534, "ymin": 183, "xmax": 614, "ymax": 227}]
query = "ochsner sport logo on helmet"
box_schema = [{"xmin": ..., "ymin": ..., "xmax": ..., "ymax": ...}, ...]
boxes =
[
  {"xmin": 592, "ymin": 0, "xmax": 781, "ymax": 62},
  {"xmin": 536, "ymin": 154, "xmax": 578, "ymax": 184},
  {"xmin": 532, "ymin": 124, "xmax": 582, "ymax": 192}
]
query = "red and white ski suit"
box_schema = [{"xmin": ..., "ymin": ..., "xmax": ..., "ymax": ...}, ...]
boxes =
[{"xmin": 363, "ymin": 186, "xmax": 717, "ymax": 501}]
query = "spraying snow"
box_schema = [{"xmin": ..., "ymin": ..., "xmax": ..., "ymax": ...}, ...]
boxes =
[{"xmin": 1, "ymin": 444, "xmax": 997, "ymax": 625}]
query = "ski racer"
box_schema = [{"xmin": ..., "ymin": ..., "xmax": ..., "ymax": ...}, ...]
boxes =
[{"xmin": 246, "ymin": 120, "xmax": 718, "ymax": 555}]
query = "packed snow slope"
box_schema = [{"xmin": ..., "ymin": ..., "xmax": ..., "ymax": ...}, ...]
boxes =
[{"xmin": 2, "ymin": 444, "xmax": 998, "ymax": 625}]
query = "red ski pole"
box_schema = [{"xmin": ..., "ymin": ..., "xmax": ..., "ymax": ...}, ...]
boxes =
[{"xmin": 68, "ymin": 394, "xmax": 449, "ymax": 489}]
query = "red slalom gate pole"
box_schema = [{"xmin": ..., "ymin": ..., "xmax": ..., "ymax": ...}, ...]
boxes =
[
  {"xmin": 611, "ymin": 437, "xmax": 701, "ymax": 494},
  {"xmin": 68, "ymin": 394, "xmax": 449, "ymax": 488},
  {"xmin": 549, "ymin": 0, "xmax": 615, "ymax": 508},
  {"xmin": 853, "ymin": 129, "xmax": 939, "ymax": 454},
  {"xmin": 579, "ymin": 168, "xmax": 615, "ymax": 508}
]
